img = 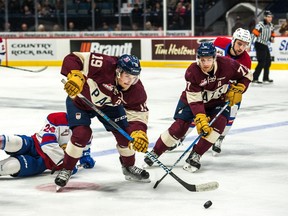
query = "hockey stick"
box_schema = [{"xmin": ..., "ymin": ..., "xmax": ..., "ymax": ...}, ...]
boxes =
[
  {"xmin": 61, "ymin": 79, "xmax": 218, "ymax": 192},
  {"xmin": 153, "ymin": 102, "xmax": 229, "ymax": 189},
  {"xmin": 0, "ymin": 65, "xmax": 48, "ymax": 73}
]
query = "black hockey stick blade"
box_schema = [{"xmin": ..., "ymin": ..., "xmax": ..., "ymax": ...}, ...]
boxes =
[
  {"xmin": 0, "ymin": 65, "xmax": 48, "ymax": 72},
  {"xmin": 168, "ymin": 171, "xmax": 219, "ymax": 192},
  {"xmin": 153, "ymin": 173, "xmax": 168, "ymax": 189}
]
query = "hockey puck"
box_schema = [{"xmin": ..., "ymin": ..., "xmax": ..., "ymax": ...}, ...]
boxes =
[{"xmin": 204, "ymin": 200, "xmax": 212, "ymax": 209}]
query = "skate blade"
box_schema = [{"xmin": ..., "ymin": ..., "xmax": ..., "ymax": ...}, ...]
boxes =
[
  {"xmin": 124, "ymin": 176, "xmax": 151, "ymax": 183},
  {"xmin": 56, "ymin": 185, "xmax": 63, "ymax": 192},
  {"xmin": 183, "ymin": 163, "xmax": 198, "ymax": 173},
  {"xmin": 212, "ymin": 151, "xmax": 220, "ymax": 157}
]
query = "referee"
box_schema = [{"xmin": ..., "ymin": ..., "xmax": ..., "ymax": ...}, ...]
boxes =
[{"xmin": 251, "ymin": 10, "xmax": 276, "ymax": 84}]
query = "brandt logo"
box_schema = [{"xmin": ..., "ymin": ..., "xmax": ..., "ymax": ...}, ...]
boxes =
[{"xmin": 80, "ymin": 42, "xmax": 132, "ymax": 56}]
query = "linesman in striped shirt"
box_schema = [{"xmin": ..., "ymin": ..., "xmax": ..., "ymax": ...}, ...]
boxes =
[{"xmin": 251, "ymin": 10, "xmax": 276, "ymax": 84}]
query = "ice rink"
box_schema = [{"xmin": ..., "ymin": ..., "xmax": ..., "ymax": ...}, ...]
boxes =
[{"xmin": 0, "ymin": 66, "xmax": 287, "ymax": 216}]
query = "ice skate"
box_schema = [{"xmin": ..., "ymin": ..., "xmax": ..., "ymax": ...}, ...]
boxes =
[
  {"xmin": 263, "ymin": 79, "xmax": 273, "ymax": 84},
  {"xmin": 122, "ymin": 165, "xmax": 151, "ymax": 183},
  {"xmin": 55, "ymin": 168, "xmax": 73, "ymax": 190},
  {"xmin": 183, "ymin": 151, "xmax": 201, "ymax": 173},
  {"xmin": 212, "ymin": 135, "xmax": 224, "ymax": 156},
  {"xmin": 143, "ymin": 150, "xmax": 159, "ymax": 167}
]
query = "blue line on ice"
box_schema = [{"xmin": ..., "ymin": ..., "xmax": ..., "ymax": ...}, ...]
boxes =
[{"xmin": 91, "ymin": 121, "xmax": 288, "ymax": 157}]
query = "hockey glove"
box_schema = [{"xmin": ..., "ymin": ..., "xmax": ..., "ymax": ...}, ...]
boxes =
[
  {"xmin": 194, "ymin": 113, "xmax": 212, "ymax": 136},
  {"xmin": 64, "ymin": 70, "xmax": 85, "ymax": 97},
  {"xmin": 226, "ymin": 83, "xmax": 246, "ymax": 106},
  {"xmin": 129, "ymin": 130, "xmax": 149, "ymax": 153},
  {"xmin": 79, "ymin": 148, "xmax": 95, "ymax": 169}
]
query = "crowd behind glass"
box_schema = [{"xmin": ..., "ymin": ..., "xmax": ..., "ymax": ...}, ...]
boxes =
[{"xmin": 0, "ymin": 0, "xmax": 286, "ymax": 36}]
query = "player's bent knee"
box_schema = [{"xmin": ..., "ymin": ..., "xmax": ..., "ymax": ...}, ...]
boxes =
[
  {"xmin": 116, "ymin": 144, "xmax": 135, "ymax": 157},
  {"xmin": 204, "ymin": 130, "xmax": 221, "ymax": 143},
  {"xmin": 160, "ymin": 130, "xmax": 179, "ymax": 147},
  {"xmin": 0, "ymin": 157, "xmax": 21, "ymax": 176},
  {"xmin": 71, "ymin": 125, "xmax": 92, "ymax": 145}
]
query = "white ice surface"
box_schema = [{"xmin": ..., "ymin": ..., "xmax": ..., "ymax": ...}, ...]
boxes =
[{"xmin": 0, "ymin": 66, "xmax": 287, "ymax": 216}]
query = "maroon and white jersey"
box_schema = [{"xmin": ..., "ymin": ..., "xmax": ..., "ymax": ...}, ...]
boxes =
[
  {"xmin": 61, "ymin": 52, "xmax": 149, "ymax": 132},
  {"xmin": 180, "ymin": 56, "xmax": 253, "ymax": 115},
  {"xmin": 214, "ymin": 37, "xmax": 251, "ymax": 69},
  {"xmin": 32, "ymin": 112, "xmax": 72, "ymax": 169}
]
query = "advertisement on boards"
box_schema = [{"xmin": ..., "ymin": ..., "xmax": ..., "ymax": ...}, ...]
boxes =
[
  {"xmin": 70, "ymin": 40, "xmax": 141, "ymax": 57},
  {"xmin": 151, "ymin": 38, "xmax": 214, "ymax": 61},
  {"xmin": 6, "ymin": 39, "xmax": 57, "ymax": 60}
]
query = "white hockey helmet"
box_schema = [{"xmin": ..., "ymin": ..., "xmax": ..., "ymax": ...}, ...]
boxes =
[{"xmin": 232, "ymin": 28, "xmax": 251, "ymax": 46}]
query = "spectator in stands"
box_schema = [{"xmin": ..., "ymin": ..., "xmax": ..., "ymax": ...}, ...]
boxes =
[
  {"xmin": 37, "ymin": 24, "xmax": 46, "ymax": 32},
  {"xmin": 21, "ymin": 0, "xmax": 34, "ymax": 13},
  {"xmin": 3, "ymin": 22, "xmax": 11, "ymax": 32},
  {"xmin": 232, "ymin": 16, "xmax": 244, "ymax": 34},
  {"xmin": 88, "ymin": 2, "xmax": 102, "ymax": 29},
  {"xmin": 279, "ymin": 13, "xmax": 288, "ymax": 36},
  {"xmin": 100, "ymin": 21, "xmax": 113, "ymax": 31},
  {"xmin": 22, "ymin": 5, "xmax": 33, "ymax": 17},
  {"xmin": 185, "ymin": 1, "xmax": 192, "ymax": 29},
  {"xmin": 114, "ymin": 23, "xmax": 122, "ymax": 31},
  {"xmin": 68, "ymin": 21, "xmax": 78, "ymax": 31},
  {"xmin": 55, "ymin": 0, "xmax": 64, "ymax": 14},
  {"xmin": 0, "ymin": 0, "xmax": 4, "ymax": 14},
  {"xmin": 144, "ymin": 21, "xmax": 154, "ymax": 31},
  {"xmin": 169, "ymin": 12, "xmax": 184, "ymax": 30},
  {"xmin": 131, "ymin": 4, "xmax": 143, "ymax": 29},
  {"xmin": 52, "ymin": 24, "xmax": 62, "ymax": 31},
  {"xmin": 150, "ymin": 2, "xmax": 163, "ymax": 29},
  {"xmin": 131, "ymin": 23, "xmax": 139, "ymax": 31},
  {"xmin": 20, "ymin": 23, "xmax": 29, "ymax": 31},
  {"xmin": 168, "ymin": 0, "xmax": 178, "ymax": 11},
  {"xmin": 8, "ymin": 0, "xmax": 21, "ymax": 14}
]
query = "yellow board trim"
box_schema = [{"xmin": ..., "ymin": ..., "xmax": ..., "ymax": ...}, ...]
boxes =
[{"xmin": 2, "ymin": 61, "xmax": 288, "ymax": 70}]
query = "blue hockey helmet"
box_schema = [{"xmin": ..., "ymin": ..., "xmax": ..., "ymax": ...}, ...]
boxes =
[
  {"xmin": 117, "ymin": 54, "xmax": 141, "ymax": 76},
  {"xmin": 197, "ymin": 42, "xmax": 216, "ymax": 58}
]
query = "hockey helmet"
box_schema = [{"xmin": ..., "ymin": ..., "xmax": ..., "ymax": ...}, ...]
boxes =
[
  {"xmin": 117, "ymin": 54, "xmax": 141, "ymax": 76},
  {"xmin": 264, "ymin": 10, "xmax": 273, "ymax": 17},
  {"xmin": 232, "ymin": 28, "xmax": 251, "ymax": 46},
  {"xmin": 197, "ymin": 42, "xmax": 216, "ymax": 58}
]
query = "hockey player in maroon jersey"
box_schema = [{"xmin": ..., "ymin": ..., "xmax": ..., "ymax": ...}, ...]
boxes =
[
  {"xmin": 160, "ymin": 28, "xmax": 252, "ymax": 156},
  {"xmin": 181, "ymin": 28, "xmax": 252, "ymax": 155},
  {"xmin": 55, "ymin": 53, "xmax": 150, "ymax": 188},
  {"xmin": 0, "ymin": 112, "xmax": 95, "ymax": 177},
  {"xmin": 144, "ymin": 42, "xmax": 252, "ymax": 172}
]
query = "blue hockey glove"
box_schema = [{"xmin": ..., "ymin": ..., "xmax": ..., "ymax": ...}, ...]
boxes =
[{"xmin": 80, "ymin": 148, "xmax": 95, "ymax": 169}]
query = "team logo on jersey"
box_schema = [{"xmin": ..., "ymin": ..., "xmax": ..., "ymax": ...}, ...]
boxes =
[
  {"xmin": 199, "ymin": 79, "xmax": 208, "ymax": 86},
  {"xmin": 76, "ymin": 113, "xmax": 81, "ymax": 120},
  {"xmin": 61, "ymin": 129, "xmax": 70, "ymax": 136},
  {"xmin": 208, "ymin": 76, "xmax": 216, "ymax": 83},
  {"xmin": 102, "ymin": 83, "xmax": 114, "ymax": 91}
]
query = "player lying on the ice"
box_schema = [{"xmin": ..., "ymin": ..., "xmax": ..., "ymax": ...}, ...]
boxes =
[{"xmin": 0, "ymin": 112, "xmax": 95, "ymax": 177}]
